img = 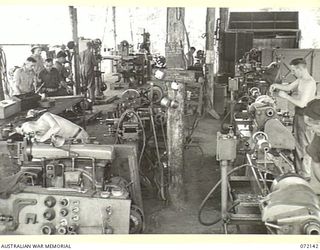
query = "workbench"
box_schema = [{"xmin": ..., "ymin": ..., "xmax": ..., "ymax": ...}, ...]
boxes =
[{"xmin": 0, "ymin": 96, "xmax": 84, "ymax": 130}]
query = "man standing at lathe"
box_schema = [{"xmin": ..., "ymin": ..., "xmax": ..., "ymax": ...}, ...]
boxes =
[{"xmin": 270, "ymin": 58, "xmax": 317, "ymax": 179}]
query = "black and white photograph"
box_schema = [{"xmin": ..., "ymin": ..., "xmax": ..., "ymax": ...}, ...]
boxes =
[{"xmin": 0, "ymin": 3, "xmax": 320, "ymax": 240}]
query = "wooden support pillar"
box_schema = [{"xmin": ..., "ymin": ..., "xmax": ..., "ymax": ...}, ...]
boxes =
[
  {"xmin": 167, "ymin": 82, "xmax": 185, "ymax": 208},
  {"xmin": 69, "ymin": 6, "xmax": 80, "ymax": 95},
  {"xmin": 0, "ymin": 48, "xmax": 6, "ymax": 101},
  {"xmin": 165, "ymin": 7, "xmax": 185, "ymax": 69},
  {"xmin": 0, "ymin": 69, "xmax": 4, "ymax": 101},
  {"xmin": 218, "ymin": 8, "xmax": 229, "ymax": 74},
  {"xmin": 205, "ymin": 8, "xmax": 219, "ymax": 119},
  {"xmin": 112, "ymin": 7, "xmax": 117, "ymax": 50},
  {"xmin": 166, "ymin": 7, "xmax": 186, "ymax": 207}
]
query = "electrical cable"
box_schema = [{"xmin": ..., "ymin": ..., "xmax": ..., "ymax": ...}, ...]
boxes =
[
  {"xmin": 220, "ymin": 110, "xmax": 231, "ymax": 131},
  {"xmin": 113, "ymin": 109, "xmax": 146, "ymax": 168},
  {"xmin": 160, "ymin": 118, "xmax": 167, "ymax": 152},
  {"xmin": 185, "ymin": 112, "xmax": 206, "ymax": 146},
  {"xmin": 198, "ymin": 163, "xmax": 251, "ymax": 226}
]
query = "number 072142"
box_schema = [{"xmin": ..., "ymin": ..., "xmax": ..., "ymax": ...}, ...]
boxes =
[{"xmin": 300, "ymin": 244, "xmax": 319, "ymax": 249}]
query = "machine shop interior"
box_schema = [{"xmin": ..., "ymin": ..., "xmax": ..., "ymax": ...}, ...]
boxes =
[{"xmin": 0, "ymin": 6, "xmax": 320, "ymax": 235}]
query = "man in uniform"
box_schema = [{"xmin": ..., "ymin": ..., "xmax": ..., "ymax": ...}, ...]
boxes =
[
  {"xmin": 54, "ymin": 51, "xmax": 71, "ymax": 82},
  {"xmin": 30, "ymin": 45, "xmax": 45, "ymax": 76},
  {"xmin": 79, "ymin": 41, "xmax": 97, "ymax": 103},
  {"xmin": 270, "ymin": 58, "xmax": 317, "ymax": 179},
  {"xmin": 38, "ymin": 58, "xmax": 67, "ymax": 96},
  {"xmin": 11, "ymin": 57, "xmax": 37, "ymax": 96}
]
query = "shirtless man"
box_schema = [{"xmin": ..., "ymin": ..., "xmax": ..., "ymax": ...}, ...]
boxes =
[
  {"xmin": 185, "ymin": 46, "xmax": 196, "ymax": 68},
  {"xmin": 17, "ymin": 112, "xmax": 89, "ymax": 144},
  {"xmin": 270, "ymin": 58, "xmax": 317, "ymax": 179}
]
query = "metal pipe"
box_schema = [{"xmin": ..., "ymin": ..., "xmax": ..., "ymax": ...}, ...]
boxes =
[
  {"xmin": 246, "ymin": 154, "xmax": 265, "ymax": 195},
  {"xmin": 91, "ymin": 157, "xmax": 96, "ymax": 191},
  {"xmin": 257, "ymin": 167, "xmax": 269, "ymax": 194},
  {"xmin": 71, "ymin": 157, "xmax": 75, "ymax": 172},
  {"xmin": 279, "ymin": 152, "xmax": 295, "ymax": 173},
  {"xmin": 149, "ymin": 106, "xmax": 165, "ymax": 200},
  {"xmin": 220, "ymin": 160, "xmax": 228, "ymax": 220},
  {"xmin": 230, "ymin": 91, "xmax": 235, "ymax": 124}
]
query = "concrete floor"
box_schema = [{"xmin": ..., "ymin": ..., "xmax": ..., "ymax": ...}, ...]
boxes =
[{"xmin": 142, "ymin": 115, "xmax": 223, "ymax": 234}]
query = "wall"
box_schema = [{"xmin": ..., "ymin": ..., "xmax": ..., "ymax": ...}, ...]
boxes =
[{"xmin": 0, "ymin": 6, "xmax": 320, "ymax": 70}]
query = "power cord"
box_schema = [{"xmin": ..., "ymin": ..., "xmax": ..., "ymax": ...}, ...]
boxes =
[{"xmin": 198, "ymin": 163, "xmax": 251, "ymax": 226}]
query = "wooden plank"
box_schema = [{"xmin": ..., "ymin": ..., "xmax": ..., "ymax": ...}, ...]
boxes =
[
  {"xmin": 228, "ymin": 29, "xmax": 299, "ymax": 32},
  {"xmin": 254, "ymin": 38, "xmax": 296, "ymax": 50},
  {"xmin": 229, "ymin": 213, "xmax": 263, "ymax": 225}
]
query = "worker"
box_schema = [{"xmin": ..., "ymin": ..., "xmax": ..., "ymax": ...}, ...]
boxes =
[
  {"xmin": 17, "ymin": 112, "xmax": 89, "ymax": 143},
  {"xmin": 185, "ymin": 46, "xmax": 196, "ymax": 69},
  {"xmin": 11, "ymin": 57, "xmax": 37, "ymax": 96},
  {"xmin": 79, "ymin": 41, "xmax": 98, "ymax": 103},
  {"xmin": 270, "ymin": 58, "xmax": 317, "ymax": 179},
  {"xmin": 30, "ymin": 45, "xmax": 45, "ymax": 76},
  {"xmin": 38, "ymin": 58, "xmax": 68, "ymax": 96},
  {"xmin": 54, "ymin": 51, "xmax": 71, "ymax": 82},
  {"xmin": 304, "ymin": 98, "xmax": 320, "ymax": 183}
]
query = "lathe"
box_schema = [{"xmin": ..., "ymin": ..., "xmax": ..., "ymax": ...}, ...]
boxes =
[
  {"xmin": 0, "ymin": 136, "xmax": 144, "ymax": 235},
  {"xmin": 199, "ymin": 48, "xmax": 320, "ymax": 234}
]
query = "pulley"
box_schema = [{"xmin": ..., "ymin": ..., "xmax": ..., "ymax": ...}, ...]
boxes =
[
  {"xmin": 121, "ymin": 89, "xmax": 141, "ymax": 109},
  {"xmin": 252, "ymin": 131, "xmax": 270, "ymax": 153},
  {"xmin": 147, "ymin": 85, "xmax": 163, "ymax": 104},
  {"xmin": 100, "ymin": 83, "xmax": 107, "ymax": 92},
  {"xmin": 129, "ymin": 205, "xmax": 144, "ymax": 234}
]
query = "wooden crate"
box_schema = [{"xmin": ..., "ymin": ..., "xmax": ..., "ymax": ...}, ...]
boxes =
[{"xmin": 0, "ymin": 99, "xmax": 21, "ymax": 119}]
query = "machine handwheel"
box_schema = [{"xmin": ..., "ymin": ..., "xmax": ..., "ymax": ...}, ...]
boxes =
[{"xmin": 129, "ymin": 205, "xmax": 144, "ymax": 234}]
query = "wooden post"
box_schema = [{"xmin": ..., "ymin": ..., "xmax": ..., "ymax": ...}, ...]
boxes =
[
  {"xmin": 165, "ymin": 7, "xmax": 185, "ymax": 69},
  {"xmin": 112, "ymin": 7, "xmax": 117, "ymax": 51},
  {"xmin": 0, "ymin": 68, "xmax": 4, "ymax": 101},
  {"xmin": 0, "ymin": 47, "xmax": 6, "ymax": 101},
  {"xmin": 69, "ymin": 6, "xmax": 80, "ymax": 95},
  {"xmin": 167, "ymin": 82, "xmax": 185, "ymax": 208},
  {"xmin": 166, "ymin": 7, "xmax": 186, "ymax": 207},
  {"xmin": 205, "ymin": 8, "xmax": 220, "ymax": 119},
  {"xmin": 218, "ymin": 8, "xmax": 229, "ymax": 74}
]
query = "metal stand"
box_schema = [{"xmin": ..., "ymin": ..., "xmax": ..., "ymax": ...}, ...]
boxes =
[{"xmin": 220, "ymin": 159, "xmax": 229, "ymax": 233}]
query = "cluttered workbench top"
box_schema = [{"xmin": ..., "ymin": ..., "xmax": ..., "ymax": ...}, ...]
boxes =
[{"xmin": 0, "ymin": 95, "xmax": 85, "ymax": 132}]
